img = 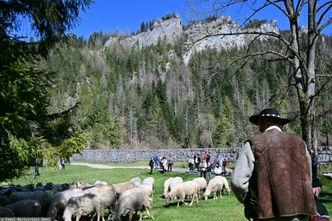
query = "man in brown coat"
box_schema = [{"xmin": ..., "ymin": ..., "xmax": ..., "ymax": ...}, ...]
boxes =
[{"xmin": 231, "ymin": 108, "xmax": 316, "ymax": 221}]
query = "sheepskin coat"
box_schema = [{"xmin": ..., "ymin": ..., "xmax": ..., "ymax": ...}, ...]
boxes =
[{"xmin": 232, "ymin": 126, "xmax": 316, "ymax": 221}]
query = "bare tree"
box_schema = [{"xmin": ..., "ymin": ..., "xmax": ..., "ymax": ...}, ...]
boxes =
[{"xmin": 188, "ymin": 0, "xmax": 332, "ymax": 149}]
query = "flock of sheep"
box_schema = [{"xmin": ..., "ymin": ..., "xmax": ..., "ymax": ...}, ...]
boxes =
[
  {"xmin": 164, "ymin": 176, "xmax": 230, "ymax": 207},
  {"xmin": 0, "ymin": 175, "xmax": 230, "ymax": 221}
]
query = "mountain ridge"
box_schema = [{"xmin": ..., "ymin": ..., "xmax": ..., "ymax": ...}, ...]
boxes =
[{"xmin": 104, "ymin": 14, "xmax": 279, "ymax": 64}]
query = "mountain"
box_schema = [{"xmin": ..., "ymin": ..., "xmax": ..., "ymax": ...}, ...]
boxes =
[
  {"xmin": 104, "ymin": 14, "xmax": 279, "ymax": 64},
  {"xmin": 45, "ymin": 15, "xmax": 332, "ymax": 149},
  {"xmin": 104, "ymin": 14, "xmax": 183, "ymax": 48}
]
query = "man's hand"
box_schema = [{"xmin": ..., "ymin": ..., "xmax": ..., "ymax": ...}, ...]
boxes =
[{"xmin": 312, "ymin": 187, "xmax": 321, "ymax": 197}]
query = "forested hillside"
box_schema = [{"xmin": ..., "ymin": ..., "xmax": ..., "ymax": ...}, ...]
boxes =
[{"xmin": 44, "ymin": 16, "xmax": 332, "ymax": 149}]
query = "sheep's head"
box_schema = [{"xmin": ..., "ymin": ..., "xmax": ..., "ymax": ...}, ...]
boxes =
[
  {"xmin": 204, "ymin": 192, "xmax": 209, "ymax": 201},
  {"xmin": 222, "ymin": 186, "xmax": 229, "ymax": 194},
  {"xmin": 165, "ymin": 193, "xmax": 172, "ymax": 204},
  {"xmin": 130, "ymin": 177, "xmax": 141, "ymax": 187}
]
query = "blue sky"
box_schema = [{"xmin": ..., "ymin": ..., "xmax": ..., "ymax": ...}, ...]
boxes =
[
  {"xmin": 17, "ymin": 0, "xmax": 332, "ymax": 39},
  {"xmin": 71, "ymin": 0, "xmax": 187, "ymax": 38}
]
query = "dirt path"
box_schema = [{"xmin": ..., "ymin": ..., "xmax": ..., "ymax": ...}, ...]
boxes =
[{"xmin": 71, "ymin": 162, "xmax": 188, "ymax": 173}]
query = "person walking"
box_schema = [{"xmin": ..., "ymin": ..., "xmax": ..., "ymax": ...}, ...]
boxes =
[
  {"xmin": 231, "ymin": 108, "xmax": 316, "ymax": 221},
  {"xmin": 199, "ymin": 159, "xmax": 208, "ymax": 179},
  {"xmin": 188, "ymin": 157, "xmax": 195, "ymax": 173},
  {"xmin": 206, "ymin": 158, "xmax": 213, "ymax": 182},
  {"xmin": 222, "ymin": 156, "xmax": 228, "ymax": 174},
  {"xmin": 168, "ymin": 157, "xmax": 174, "ymax": 172},
  {"xmin": 161, "ymin": 156, "xmax": 168, "ymax": 174},
  {"xmin": 214, "ymin": 163, "xmax": 222, "ymax": 176},
  {"xmin": 33, "ymin": 163, "xmax": 40, "ymax": 179},
  {"xmin": 149, "ymin": 158, "xmax": 154, "ymax": 174},
  {"xmin": 153, "ymin": 156, "xmax": 160, "ymax": 169},
  {"xmin": 194, "ymin": 153, "xmax": 201, "ymax": 172}
]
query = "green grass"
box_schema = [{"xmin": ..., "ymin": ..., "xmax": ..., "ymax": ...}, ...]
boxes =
[
  {"xmin": 319, "ymin": 164, "xmax": 332, "ymax": 174},
  {"xmin": 319, "ymin": 176, "xmax": 332, "ymax": 215},
  {"xmin": 6, "ymin": 164, "xmax": 332, "ymax": 221},
  {"xmin": 80, "ymin": 160, "xmax": 151, "ymax": 167},
  {"xmin": 79, "ymin": 160, "xmax": 195, "ymax": 169}
]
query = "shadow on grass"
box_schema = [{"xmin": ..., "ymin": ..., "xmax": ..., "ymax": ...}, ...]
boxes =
[
  {"xmin": 320, "ymin": 192, "xmax": 332, "ymax": 203},
  {"xmin": 163, "ymin": 202, "xmax": 179, "ymax": 208}
]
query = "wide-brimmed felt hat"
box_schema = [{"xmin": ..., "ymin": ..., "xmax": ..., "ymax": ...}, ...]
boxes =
[{"xmin": 249, "ymin": 108, "xmax": 290, "ymax": 125}]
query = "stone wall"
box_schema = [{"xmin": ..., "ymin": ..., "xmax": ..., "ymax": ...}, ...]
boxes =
[
  {"xmin": 317, "ymin": 149, "xmax": 332, "ymax": 163},
  {"xmin": 72, "ymin": 147, "xmax": 332, "ymax": 164}
]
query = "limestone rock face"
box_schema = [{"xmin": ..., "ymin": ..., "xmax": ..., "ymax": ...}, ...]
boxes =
[
  {"xmin": 183, "ymin": 16, "xmax": 246, "ymax": 64},
  {"xmin": 104, "ymin": 15, "xmax": 279, "ymax": 64},
  {"xmin": 244, "ymin": 20, "xmax": 280, "ymax": 43},
  {"xmin": 104, "ymin": 15, "xmax": 183, "ymax": 48}
]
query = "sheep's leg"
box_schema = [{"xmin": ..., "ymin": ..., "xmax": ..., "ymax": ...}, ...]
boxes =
[
  {"xmin": 146, "ymin": 208, "xmax": 154, "ymax": 220},
  {"xmin": 100, "ymin": 206, "xmax": 106, "ymax": 221},
  {"xmin": 195, "ymin": 193, "xmax": 199, "ymax": 204},
  {"xmin": 76, "ymin": 214, "xmax": 81, "ymax": 221},
  {"xmin": 97, "ymin": 210, "xmax": 102, "ymax": 221},
  {"xmin": 182, "ymin": 193, "xmax": 188, "ymax": 205},
  {"xmin": 129, "ymin": 212, "xmax": 133, "ymax": 221},
  {"xmin": 189, "ymin": 194, "xmax": 194, "ymax": 206},
  {"xmin": 139, "ymin": 209, "xmax": 143, "ymax": 221},
  {"xmin": 213, "ymin": 192, "xmax": 217, "ymax": 200}
]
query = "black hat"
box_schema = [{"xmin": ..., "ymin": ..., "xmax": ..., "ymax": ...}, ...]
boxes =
[{"xmin": 249, "ymin": 108, "xmax": 290, "ymax": 125}]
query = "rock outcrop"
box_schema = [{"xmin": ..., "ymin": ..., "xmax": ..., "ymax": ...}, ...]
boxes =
[
  {"xmin": 104, "ymin": 14, "xmax": 182, "ymax": 48},
  {"xmin": 183, "ymin": 16, "xmax": 246, "ymax": 64},
  {"xmin": 104, "ymin": 14, "xmax": 279, "ymax": 64}
]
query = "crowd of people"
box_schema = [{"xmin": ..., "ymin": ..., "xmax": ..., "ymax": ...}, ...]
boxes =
[
  {"xmin": 148, "ymin": 151, "xmax": 230, "ymax": 181},
  {"xmin": 187, "ymin": 152, "xmax": 229, "ymax": 182},
  {"xmin": 149, "ymin": 155, "xmax": 174, "ymax": 174}
]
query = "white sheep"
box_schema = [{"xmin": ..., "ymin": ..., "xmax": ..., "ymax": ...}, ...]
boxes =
[
  {"xmin": 163, "ymin": 177, "xmax": 183, "ymax": 197},
  {"xmin": 142, "ymin": 177, "xmax": 154, "ymax": 186},
  {"xmin": 139, "ymin": 177, "xmax": 155, "ymax": 199},
  {"xmin": 203, "ymin": 176, "xmax": 229, "ymax": 200},
  {"xmin": 47, "ymin": 188, "xmax": 84, "ymax": 220},
  {"xmin": 113, "ymin": 177, "xmax": 141, "ymax": 196},
  {"xmin": 130, "ymin": 177, "xmax": 142, "ymax": 186},
  {"xmin": 83, "ymin": 184, "xmax": 117, "ymax": 220},
  {"xmin": 94, "ymin": 180, "xmax": 108, "ymax": 186},
  {"xmin": 113, "ymin": 188, "xmax": 153, "ymax": 221},
  {"xmin": 220, "ymin": 176, "xmax": 231, "ymax": 195},
  {"xmin": 63, "ymin": 193, "xmax": 101, "ymax": 221},
  {"xmin": 192, "ymin": 177, "xmax": 207, "ymax": 198},
  {"xmin": 165, "ymin": 181, "xmax": 199, "ymax": 207}
]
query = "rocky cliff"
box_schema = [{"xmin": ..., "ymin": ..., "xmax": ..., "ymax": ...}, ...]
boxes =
[
  {"xmin": 104, "ymin": 14, "xmax": 183, "ymax": 48},
  {"xmin": 104, "ymin": 14, "xmax": 279, "ymax": 64}
]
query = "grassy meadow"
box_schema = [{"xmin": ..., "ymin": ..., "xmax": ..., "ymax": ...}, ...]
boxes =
[{"xmin": 6, "ymin": 163, "xmax": 332, "ymax": 221}]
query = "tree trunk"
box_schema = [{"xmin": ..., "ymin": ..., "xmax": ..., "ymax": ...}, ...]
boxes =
[
  {"xmin": 304, "ymin": 0, "xmax": 318, "ymax": 150},
  {"xmin": 288, "ymin": 0, "xmax": 318, "ymax": 150}
]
